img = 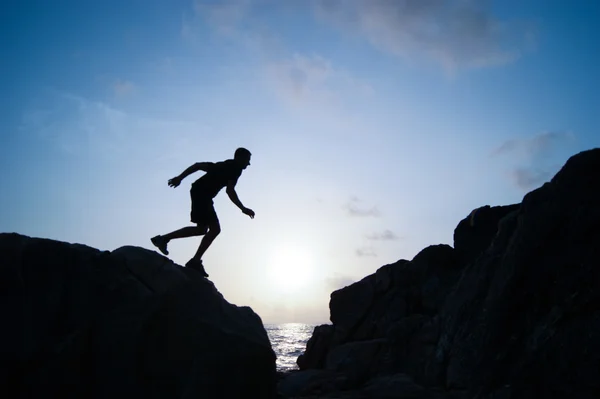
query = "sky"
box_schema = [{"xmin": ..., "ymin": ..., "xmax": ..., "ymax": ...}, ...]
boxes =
[{"xmin": 2, "ymin": 0, "xmax": 599, "ymax": 324}]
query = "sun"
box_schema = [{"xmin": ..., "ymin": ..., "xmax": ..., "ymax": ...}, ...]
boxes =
[{"xmin": 267, "ymin": 245, "xmax": 314, "ymax": 293}]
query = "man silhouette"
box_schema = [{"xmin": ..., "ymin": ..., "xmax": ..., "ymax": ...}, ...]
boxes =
[{"xmin": 151, "ymin": 147, "xmax": 255, "ymax": 277}]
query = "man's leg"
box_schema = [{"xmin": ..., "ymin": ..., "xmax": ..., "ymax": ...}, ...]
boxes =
[
  {"xmin": 192, "ymin": 220, "xmax": 221, "ymax": 261},
  {"xmin": 152, "ymin": 225, "xmax": 207, "ymax": 255},
  {"xmin": 185, "ymin": 221, "xmax": 219, "ymax": 277},
  {"xmin": 163, "ymin": 225, "xmax": 207, "ymax": 241},
  {"xmin": 185, "ymin": 202, "xmax": 219, "ymax": 277}
]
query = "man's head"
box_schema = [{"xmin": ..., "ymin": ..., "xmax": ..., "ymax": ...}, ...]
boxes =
[{"xmin": 234, "ymin": 147, "xmax": 252, "ymax": 169}]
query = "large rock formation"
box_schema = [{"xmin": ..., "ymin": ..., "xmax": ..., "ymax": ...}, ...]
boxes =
[
  {"xmin": 0, "ymin": 235, "xmax": 277, "ymax": 398},
  {"xmin": 289, "ymin": 148, "xmax": 600, "ymax": 398}
]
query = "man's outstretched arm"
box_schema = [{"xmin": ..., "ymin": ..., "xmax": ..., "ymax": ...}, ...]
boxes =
[
  {"xmin": 168, "ymin": 162, "xmax": 214, "ymax": 188},
  {"xmin": 226, "ymin": 180, "xmax": 255, "ymax": 218}
]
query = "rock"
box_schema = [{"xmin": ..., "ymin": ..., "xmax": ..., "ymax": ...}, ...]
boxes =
[
  {"xmin": 278, "ymin": 370, "xmax": 449, "ymax": 399},
  {"xmin": 438, "ymin": 148, "xmax": 600, "ymax": 397},
  {"xmin": 0, "ymin": 234, "xmax": 277, "ymax": 399},
  {"xmin": 295, "ymin": 243, "xmax": 465, "ymax": 395},
  {"xmin": 277, "ymin": 369, "xmax": 345, "ymax": 397},
  {"xmin": 329, "ymin": 274, "xmax": 377, "ymax": 345},
  {"xmin": 453, "ymin": 204, "xmax": 520, "ymax": 265},
  {"xmin": 410, "ymin": 245, "xmax": 461, "ymax": 315},
  {"xmin": 381, "ymin": 315, "xmax": 439, "ymax": 382},
  {"xmin": 325, "ymin": 339, "xmax": 387, "ymax": 388},
  {"xmin": 436, "ymin": 210, "xmax": 522, "ymax": 390},
  {"xmin": 297, "ymin": 324, "xmax": 335, "ymax": 370},
  {"xmin": 359, "ymin": 373, "xmax": 438, "ymax": 399},
  {"xmin": 296, "ymin": 148, "xmax": 600, "ymax": 399},
  {"xmin": 327, "ymin": 245, "xmax": 461, "ymax": 349}
]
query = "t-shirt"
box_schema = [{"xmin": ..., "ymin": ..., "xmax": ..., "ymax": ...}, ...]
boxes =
[{"xmin": 191, "ymin": 159, "xmax": 243, "ymax": 199}]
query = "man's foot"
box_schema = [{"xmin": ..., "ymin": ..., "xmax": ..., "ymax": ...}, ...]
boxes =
[
  {"xmin": 185, "ymin": 258, "xmax": 209, "ymax": 278},
  {"xmin": 151, "ymin": 235, "xmax": 169, "ymax": 255}
]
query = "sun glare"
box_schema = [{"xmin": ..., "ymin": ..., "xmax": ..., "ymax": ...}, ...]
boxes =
[{"xmin": 268, "ymin": 245, "xmax": 314, "ymax": 293}]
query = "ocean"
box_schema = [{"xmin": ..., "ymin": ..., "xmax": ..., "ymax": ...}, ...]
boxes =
[{"xmin": 265, "ymin": 323, "xmax": 316, "ymax": 371}]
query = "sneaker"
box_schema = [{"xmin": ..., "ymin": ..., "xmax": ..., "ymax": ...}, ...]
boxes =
[
  {"xmin": 185, "ymin": 258, "xmax": 209, "ymax": 278},
  {"xmin": 151, "ymin": 235, "xmax": 169, "ymax": 255}
]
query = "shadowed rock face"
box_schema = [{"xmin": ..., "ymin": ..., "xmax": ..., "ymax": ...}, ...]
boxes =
[
  {"xmin": 0, "ymin": 236, "xmax": 277, "ymax": 399},
  {"xmin": 292, "ymin": 148, "xmax": 600, "ymax": 399},
  {"xmin": 440, "ymin": 148, "xmax": 600, "ymax": 399},
  {"xmin": 453, "ymin": 203, "xmax": 520, "ymax": 265}
]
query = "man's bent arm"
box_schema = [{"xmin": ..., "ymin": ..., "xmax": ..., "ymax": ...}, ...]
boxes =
[
  {"xmin": 178, "ymin": 162, "xmax": 214, "ymax": 180},
  {"xmin": 226, "ymin": 184, "xmax": 246, "ymax": 211},
  {"xmin": 226, "ymin": 180, "xmax": 255, "ymax": 218}
]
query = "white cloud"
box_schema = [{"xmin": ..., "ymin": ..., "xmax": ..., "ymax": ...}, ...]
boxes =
[{"xmin": 314, "ymin": 0, "xmax": 534, "ymax": 71}]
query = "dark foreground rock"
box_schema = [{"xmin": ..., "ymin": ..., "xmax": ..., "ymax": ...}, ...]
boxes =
[
  {"xmin": 287, "ymin": 148, "xmax": 600, "ymax": 398},
  {"xmin": 0, "ymin": 236, "xmax": 277, "ymax": 399}
]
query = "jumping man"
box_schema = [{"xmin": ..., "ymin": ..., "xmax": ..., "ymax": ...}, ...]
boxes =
[{"xmin": 151, "ymin": 147, "xmax": 255, "ymax": 277}]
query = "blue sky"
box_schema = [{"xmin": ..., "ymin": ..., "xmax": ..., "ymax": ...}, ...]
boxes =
[{"xmin": 2, "ymin": 0, "xmax": 599, "ymax": 323}]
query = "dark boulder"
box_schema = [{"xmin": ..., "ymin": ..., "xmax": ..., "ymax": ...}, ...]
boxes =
[
  {"xmin": 297, "ymin": 244, "xmax": 464, "ymax": 392},
  {"xmin": 297, "ymin": 324, "xmax": 335, "ymax": 370},
  {"xmin": 0, "ymin": 234, "xmax": 277, "ymax": 399}
]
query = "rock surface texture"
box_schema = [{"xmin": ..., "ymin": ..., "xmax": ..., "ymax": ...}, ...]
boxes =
[
  {"xmin": 288, "ymin": 148, "xmax": 600, "ymax": 399},
  {"xmin": 0, "ymin": 236, "xmax": 277, "ymax": 399}
]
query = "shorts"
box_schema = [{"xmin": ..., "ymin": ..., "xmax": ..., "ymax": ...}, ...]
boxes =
[{"xmin": 190, "ymin": 188, "xmax": 219, "ymax": 226}]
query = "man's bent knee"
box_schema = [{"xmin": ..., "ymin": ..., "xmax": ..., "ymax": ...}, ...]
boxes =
[{"xmin": 208, "ymin": 223, "xmax": 221, "ymax": 236}]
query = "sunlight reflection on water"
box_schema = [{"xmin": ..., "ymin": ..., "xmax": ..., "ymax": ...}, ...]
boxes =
[{"xmin": 265, "ymin": 323, "xmax": 315, "ymax": 371}]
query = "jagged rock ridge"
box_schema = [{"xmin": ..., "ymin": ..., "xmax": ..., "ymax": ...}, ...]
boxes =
[{"xmin": 288, "ymin": 148, "xmax": 600, "ymax": 399}]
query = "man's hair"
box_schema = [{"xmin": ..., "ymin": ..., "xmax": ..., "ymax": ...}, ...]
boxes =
[{"xmin": 234, "ymin": 147, "xmax": 251, "ymax": 160}]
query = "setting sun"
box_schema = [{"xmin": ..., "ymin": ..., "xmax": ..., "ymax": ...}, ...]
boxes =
[{"xmin": 267, "ymin": 245, "xmax": 314, "ymax": 292}]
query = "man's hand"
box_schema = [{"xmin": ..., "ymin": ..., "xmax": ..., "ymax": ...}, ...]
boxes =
[
  {"xmin": 168, "ymin": 176, "xmax": 182, "ymax": 188},
  {"xmin": 242, "ymin": 207, "xmax": 255, "ymax": 219}
]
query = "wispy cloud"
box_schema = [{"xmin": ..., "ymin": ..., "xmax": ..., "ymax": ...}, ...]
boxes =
[
  {"xmin": 193, "ymin": 0, "xmax": 250, "ymax": 36},
  {"xmin": 493, "ymin": 131, "xmax": 576, "ymax": 190},
  {"xmin": 366, "ymin": 229, "xmax": 400, "ymax": 241},
  {"xmin": 20, "ymin": 90, "xmax": 199, "ymax": 163},
  {"xmin": 344, "ymin": 197, "xmax": 381, "ymax": 217},
  {"xmin": 156, "ymin": 57, "xmax": 175, "ymax": 74},
  {"xmin": 356, "ymin": 246, "xmax": 377, "ymax": 257},
  {"xmin": 21, "ymin": 95, "xmax": 123, "ymax": 157},
  {"xmin": 314, "ymin": 0, "xmax": 534, "ymax": 71},
  {"xmin": 187, "ymin": 0, "xmax": 372, "ymax": 107},
  {"xmin": 510, "ymin": 168, "xmax": 553, "ymax": 190},
  {"xmin": 492, "ymin": 131, "xmax": 574, "ymax": 158},
  {"xmin": 267, "ymin": 54, "xmax": 333, "ymax": 102},
  {"xmin": 266, "ymin": 53, "xmax": 373, "ymax": 106},
  {"xmin": 180, "ymin": 15, "xmax": 195, "ymax": 40},
  {"xmin": 186, "ymin": 0, "xmax": 265, "ymax": 48},
  {"xmin": 113, "ymin": 80, "xmax": 136, "ymax": 97}
]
